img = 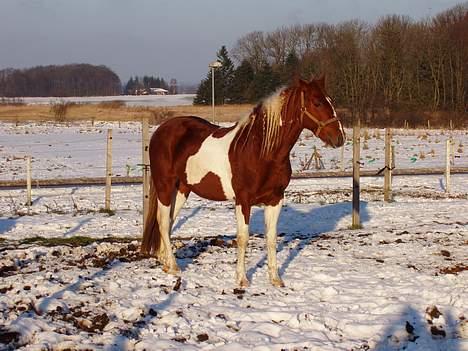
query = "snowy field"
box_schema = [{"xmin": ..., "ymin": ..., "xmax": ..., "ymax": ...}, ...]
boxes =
[
  {"xmin": 0, "ymin": 121, "xmax": 467, "ymax": 350},
  {"xmin": 0, "ymin": 122, "xmax": 467, "ymax": 181},
  {"xmin": 15, "ymin": 94, "xmax": 195, "ymax": 107}
]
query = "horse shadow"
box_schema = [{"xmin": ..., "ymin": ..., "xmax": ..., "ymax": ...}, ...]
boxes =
[
  {"xmin": 64, "ymin": 218, "xmax": 93, "ymax": 237},
  {"xmin": 172, "ymin": 200, "xmax": 370, "ymax": 278},
  {"xmin": 373, "ymin": 305, "xmax": 462, "ymax": 351},
  {"xmin": 0, "ymin": 218, "xmax": 17, "ymax": 236},
  {"xmin": 247, "ymin": 201, "xmax": 370, "ymax": 279},
  {"xmin": 173, "ymin": 207, "xmax": 202, "ymax": 233}
]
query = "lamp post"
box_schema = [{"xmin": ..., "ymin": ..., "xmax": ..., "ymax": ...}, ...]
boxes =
[{"xmin": 209, "ymin": 60, "xmax": 222, "ymax": 124}]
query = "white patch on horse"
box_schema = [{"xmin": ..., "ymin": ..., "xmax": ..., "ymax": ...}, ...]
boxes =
[
  {"xmin": 326, "ymin": 96, "xmax": 337, "ymax": 117},
  {"xmin": 326, "ymin": 96, "xmax": 345, "ymax": 138},
  {"xmin": 186, "ymin": 128, "xmax": 237, "ymax": 200}
]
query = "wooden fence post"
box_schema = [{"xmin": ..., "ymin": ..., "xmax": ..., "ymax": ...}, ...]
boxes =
[
  {"xmin": 352, "ymin": 118, "xmax": 361, "ymax": 229},
  {"xmin": 26, "ymin": 156, "xmax": 32, "ymax": 208},
  {"xmin": 384, "ymin": 128, "xmax": 393, "ymax": 202},
  {"xmin": 340, "ymin": 144, "xmax": 345, "ymax": 172},
  {"xmin": 142, "ymin": 118, "xmax": 150, "ymax": 231},
  {"xmin": 446, "ymin": 138, "xmax": 451, "ymax": 193},
  {"xmin": 104, "ymin": 129, "xmax": 113, "ymax": 211}
]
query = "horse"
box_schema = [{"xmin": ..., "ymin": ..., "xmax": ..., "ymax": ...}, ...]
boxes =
[{"xmin": 141, "ymin": 76, "xmax": 345, "ymax": 287}]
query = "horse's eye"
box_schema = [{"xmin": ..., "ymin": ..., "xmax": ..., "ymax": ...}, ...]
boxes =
[{"xmin": 314, "ymin": 101, "xmax": 322, "ymax": 108}]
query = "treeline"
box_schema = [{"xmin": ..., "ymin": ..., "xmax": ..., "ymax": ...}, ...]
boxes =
[
  {"xmin": 0, "ymin": 64, "xmax": 121, "ymax": 97},
  {"xmin": 195, "ymin": 3, "xmax": 467, "ymax": 126},
  {"xmin": 123, "ymin": 76, "xmax": 173, "ymax": 95}
]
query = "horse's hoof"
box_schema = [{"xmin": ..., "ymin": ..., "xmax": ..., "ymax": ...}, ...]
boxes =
[
  {"xmin": 163, "ymin": 265, "xmax": 180, "ymax": 275},
  {"xmin": 271, "ymin": 278, "xmax": 285, "ymax": 287},
  {"xmin": 237, "ymin": 277, "xmax": 250, "ymax": 288}
]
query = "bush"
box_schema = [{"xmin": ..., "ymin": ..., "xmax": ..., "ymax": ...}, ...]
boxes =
[
  {"xmin": 149, "ymin": 107, "xmax": 174, "ymax": 124},
  {"xmin": 50, "ymin": 100, "xmax": 75, "ymax": 122}
]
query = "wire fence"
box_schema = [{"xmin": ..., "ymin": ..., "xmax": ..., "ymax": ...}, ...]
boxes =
[
  {"xmin": 2, "ymin": 123, "xmax": 467, "ymax": 183},
  {"xmin": 1, "ymin": 121, "xmax": 468, "ymax": 220}
]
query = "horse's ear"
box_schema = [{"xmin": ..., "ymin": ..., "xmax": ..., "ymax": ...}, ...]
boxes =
[
  {"xmin": 315, "ymin": 74, "xmax": 326, "ymax": 90},
  {"xmin": 292, "ymin": 72, "xmax": 302, "ymax": 86}
]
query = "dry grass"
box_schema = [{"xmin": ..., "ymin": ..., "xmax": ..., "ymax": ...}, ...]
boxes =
[{"xmin": 0, "ymin": 103, "xmax": 254, "ymax": 124}]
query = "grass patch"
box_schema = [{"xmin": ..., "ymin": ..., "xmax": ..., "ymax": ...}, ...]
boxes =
[
  {"xmin": 17, "ymin": 235, "xmax": 138, "ymax": 247},
  {"xmin": 97, "ymin": 100, "xmax": 126, "ymax": 109},
  {"xmin": 99, "ymin": 208, "xmax": 116, "ymax": 216}
]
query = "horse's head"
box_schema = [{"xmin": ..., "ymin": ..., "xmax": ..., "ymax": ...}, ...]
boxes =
[{"xmin": 297, "ymin": 76, "xmax": 345, "ymax": 148}]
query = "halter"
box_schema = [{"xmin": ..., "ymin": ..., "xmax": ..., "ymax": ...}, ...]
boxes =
[{"xmin": 300, "ymin": 91, "xmax": 339, "ymax": 137}]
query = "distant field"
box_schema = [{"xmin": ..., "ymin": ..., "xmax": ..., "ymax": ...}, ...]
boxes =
[
  {"xmin": 0, "ymin": 101, "xmax": 254, "ymax": 124},
  {"xmin": 15, "ymin": 94, "xmax": 196, "ymax": 107}
]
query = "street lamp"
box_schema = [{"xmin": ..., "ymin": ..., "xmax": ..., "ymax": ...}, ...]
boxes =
[{"xmin": 209, "ymin": 60, "xmax": 222, "ymax": 124}]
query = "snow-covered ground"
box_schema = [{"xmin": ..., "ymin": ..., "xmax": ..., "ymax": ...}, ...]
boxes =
[
  {"xmin": 0, "ymin": 122, "xmax": 467, "ymax": 350},
  {"xmin": 14, "ymin": 94, "xmax": 195, "ymax": 107}
]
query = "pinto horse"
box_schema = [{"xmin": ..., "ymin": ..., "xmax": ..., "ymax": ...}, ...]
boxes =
[{"xmin": 141, "ymin": 77, "xmax": 345, "ymax": 287}]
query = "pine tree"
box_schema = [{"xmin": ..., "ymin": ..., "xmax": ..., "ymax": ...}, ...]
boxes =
[
  {"xmin": 217, "ymin": 45, "xmax": 235, "ymax": 103},
  {"xmin": 194, "ymin": 45, "xmax": 236, "ymax": 105},
  {"xmin": 124, "ymin": 77, "xmax": 135, "ymax": 94},
  {"xmin": 280, "ymin": 50, "xmax": 300, "ymax": 84},
  {"xmin": 249, "ymin": 63, "xmax": 281, "ymax": 102},
  {"xmin": 193, "ymin": 76, "xmax": 211, "ymax": 105},
  {"xmin": 230, "ymin": 60, "xmax": 255, "ymax": 104}
]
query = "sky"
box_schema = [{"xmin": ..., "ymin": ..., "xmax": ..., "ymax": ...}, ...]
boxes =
[{"xmin": 0, "ymin": 0, "xmax": 464, "ymax": 85}]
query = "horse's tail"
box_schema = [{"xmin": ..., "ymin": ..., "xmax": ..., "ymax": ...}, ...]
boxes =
[{"xmin": 141, "ymin": 182, "xmax": 161, "ymax": 255}]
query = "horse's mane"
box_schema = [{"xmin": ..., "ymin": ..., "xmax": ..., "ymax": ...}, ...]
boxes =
[{"xmin": 233, "ymin": 85, "xmax": 300, "ymax": 156}]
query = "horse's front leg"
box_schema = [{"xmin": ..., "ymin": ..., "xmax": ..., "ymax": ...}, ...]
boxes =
[
  {"xmin": 235, "ymin": 203, "xmax": 251, "ymax": 288},
  {"xmin": 265, "ymin": 199, "xmax": 285, "ymax": 287}
]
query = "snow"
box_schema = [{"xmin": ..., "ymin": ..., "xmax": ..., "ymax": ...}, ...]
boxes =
[{"xmin": 0, "ymin": 121, "xmax": 467, "ymax": 350}]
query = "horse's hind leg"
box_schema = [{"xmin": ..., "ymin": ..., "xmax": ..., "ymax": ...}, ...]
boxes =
[
  {"xmin": 170, "ymin": 183, "xmax": 190, "ymax": 226},
  {"xmin": 265, "ymin": 199, "xmax": 285, "ymax": 287},
  {"xmin": 235, "ymin": 203, "xmax": 251, "ymax": 288},
  {"xmin": 155, "ymin": 178, "xmax": 180, "ymax": 274}
]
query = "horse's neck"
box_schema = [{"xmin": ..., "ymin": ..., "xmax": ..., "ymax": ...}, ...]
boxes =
[
  {"xmin": 275, "ymin": 120, "xmax": 303, "ymax": 160},
  {"xmin": 241, "ymin": 102, "xmax": 303, "ymax": 160}
]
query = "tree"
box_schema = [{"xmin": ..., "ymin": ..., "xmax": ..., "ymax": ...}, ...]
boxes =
[
  {"xmin": 0, "ymin": 64, "xmax": 121, "ymax": 97},
  {"xmin": 193, "ymin": 76, "xmax": 211, "ymax": 105},
  {"xmin": 194, "ymin": 45, "xmax": 236, "ymax": 105},
  {"xmin": 248, "ymin": 63, "xmax": 281, "ymax": 102},
  {"xmin": 279, "ymin": 49, "xmax": 300, "ymax": 84},
  {"xmin": 232, "ymin": 31, "xmax": 267, "ymax": 72},
  {"xmin": 230, "ymin": 60, "xmax": 255, "ymax": 104}
]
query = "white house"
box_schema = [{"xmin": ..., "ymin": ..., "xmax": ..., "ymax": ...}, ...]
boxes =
[{"xmin": 149, "ymin": 88, "xmax": 169, "ymax": 95}]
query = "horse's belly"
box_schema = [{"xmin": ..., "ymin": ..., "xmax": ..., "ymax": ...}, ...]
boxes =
[{"xmin": 185, "ymin": 133, "xmax": 235, "ymax": 200}]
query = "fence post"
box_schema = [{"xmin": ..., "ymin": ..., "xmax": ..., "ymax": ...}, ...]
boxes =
[
  {"xmin": 26, "ymin": 156, "xmax": 32, "ymax": 208},
  {"xmin": 446, "ymin": 138, "xmax": 451, "ymax": 193},
  {"xmin": 142, "ymin": 118, "xmax": 150, "ymax": 231},
  {"xmin": 105, "ymin": 129, "xmax": 113, "ymax": 211},
  {"xmin": 340, "ymin": 144, "xmax": 345, "ymax": 172},
  {"xmin": 384, "ymin": 128, "xmax": 393, "ymax": 202},
  {"xmin": 352, "ymin": 118, "xmax": 361, "ymax": 229}
]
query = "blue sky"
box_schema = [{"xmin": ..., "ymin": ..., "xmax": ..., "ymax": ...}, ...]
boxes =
[{"xmin": 0, "ymin": 0, "xmax": 463, "ymax": 84}]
